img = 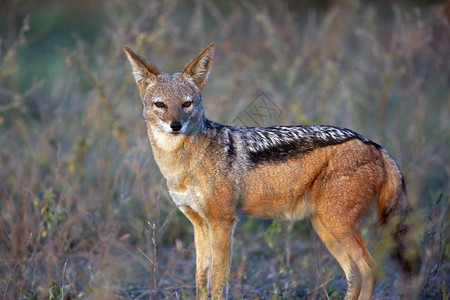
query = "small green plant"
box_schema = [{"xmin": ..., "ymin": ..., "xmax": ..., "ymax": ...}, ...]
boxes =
[
  {"xmin": 25, "ymin": 290, "xmax": 38, "ymax": 300},
  {"xmin": 34, "ymin": 188, "xmax": 67, "ymax": 240},
  {"xmin": 48, "ymin": 281, "xmax": 62, "ymax": 300},
  {"xmin": 264, "ymin": 220, "xmax": 283, "ymax": 249},
  {"xmin": 441, "ymin": 281, "xmax": 448, "ymax": 300}
]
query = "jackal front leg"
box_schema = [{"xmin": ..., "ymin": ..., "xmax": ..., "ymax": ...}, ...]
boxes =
[
  {"xmin": 209, "ymin": 218, "xmax": 236, "ymax": 300},
  {"xmin": 180, "ymin": 206, "xmax": 211, "ymax": 299}
]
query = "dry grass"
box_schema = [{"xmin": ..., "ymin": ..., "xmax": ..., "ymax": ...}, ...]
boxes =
[{"xmin": 0, "ymin": 0, "xmax": 449, "ymax": 299}]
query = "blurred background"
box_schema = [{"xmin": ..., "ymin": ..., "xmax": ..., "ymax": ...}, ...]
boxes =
[{"xmin": 1, "ymin": 0, "xmax": 449, "ymax": 299}]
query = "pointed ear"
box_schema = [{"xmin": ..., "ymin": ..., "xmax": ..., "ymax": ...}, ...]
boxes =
[
  {"xmin": 182, "ymin": 43, "xmax": 215, "ymax": 90},
  {"xmin": 123, "ymin": 46, "xmax": 161, "ymax": 98}
]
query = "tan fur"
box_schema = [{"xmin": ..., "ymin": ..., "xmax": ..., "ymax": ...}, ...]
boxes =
[{"xmin": 124, "ymin": 44, "xmax": 408, "ymax": 299}]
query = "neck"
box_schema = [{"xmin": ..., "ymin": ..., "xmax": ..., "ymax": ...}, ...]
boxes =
[{"xmin": 146, "ymin": 119, "xmax": 210, "ymax": 178}]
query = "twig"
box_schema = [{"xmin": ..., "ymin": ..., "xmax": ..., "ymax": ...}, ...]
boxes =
[
  {"xmin": 136, "ymin": 245, "xmax": 154, "ymax": 265},
  {"xmin": 61, "ymin": 260, "xmax": 68, "ymax": 299},
  {"xmin": 307, "ymin": 278, "xmax": 334, "ymax": 298},
  {"xmin": 165, "ymin": 291, "xmax": 179, "ymax": 300},
  {"xmin": 148, "ymin": 221, "xmax": 158, "ymax": 300}
]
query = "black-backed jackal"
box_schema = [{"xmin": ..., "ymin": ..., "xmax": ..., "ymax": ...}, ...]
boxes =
[{"xmin": 124, "ymin": 44, "xmax": 414, "ymax": 299}]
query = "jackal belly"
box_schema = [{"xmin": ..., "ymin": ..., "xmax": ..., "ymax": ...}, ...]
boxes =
[
  {"xmin": 239, "ymin": 190, "xmax": 316, "ymax": 220},
  {"xmin": 238, "ymin": 156, "xmax": 321, "ymax": 220}
]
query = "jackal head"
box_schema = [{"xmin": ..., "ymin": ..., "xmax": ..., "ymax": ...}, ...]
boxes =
[{"xmin": 124, "ymin": 44, "xmax": 214, "ymax": 136}]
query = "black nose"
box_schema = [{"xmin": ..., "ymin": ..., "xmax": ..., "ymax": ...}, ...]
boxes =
[{"xmin": 170, "ymin": 121, "xmax": 183, "ymax": 132}]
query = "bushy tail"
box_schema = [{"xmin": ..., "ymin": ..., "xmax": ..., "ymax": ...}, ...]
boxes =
[{"xmin": 377, "ymin": 151, "xmax": 419, "ymax": 275}]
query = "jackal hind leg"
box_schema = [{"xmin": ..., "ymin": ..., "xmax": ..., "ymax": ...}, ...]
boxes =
[
  {"xmin": 352, "ymin": 232, "xmax": 377, "ymax": 300},
  {"xmin": 180, "ymin": 206, "xmax": 211, "ymax": 299},
  {"xmin": 319, "ymin": 217, "xmax": 376, "ymax": 300},
  {"xmin": 311, "ymin": 215, "xmax": 362, "ymax": 300}
]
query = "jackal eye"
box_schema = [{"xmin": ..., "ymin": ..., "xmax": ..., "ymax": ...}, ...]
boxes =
[
  {"xmin": 182, "ymin": 101, "xmax": 192, "ymax": 108},
  {"xmin": 154, "ymin": 101, "xmax": 165, "ymax": 108}
]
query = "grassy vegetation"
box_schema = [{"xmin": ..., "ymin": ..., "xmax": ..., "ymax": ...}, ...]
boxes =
[{"xmin": 1, "ymin": 0, "xmax": 449, "ymax": 299}]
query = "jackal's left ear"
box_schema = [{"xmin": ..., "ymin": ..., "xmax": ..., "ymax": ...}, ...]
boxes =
[
  {"xmin": 182, "ymin": 43, "xmax": 215, "ymax": 90},
  {"xmin": 123, "ymin": 46, "xmax": 161, "ymax": 98}
]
